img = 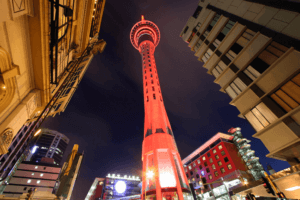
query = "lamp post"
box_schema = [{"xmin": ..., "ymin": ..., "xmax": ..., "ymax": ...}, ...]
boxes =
[{"xmin": 145, "ymin": 170, "xmax": 154, "ymax": 200}]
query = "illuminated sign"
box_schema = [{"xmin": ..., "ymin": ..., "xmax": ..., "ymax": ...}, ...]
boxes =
[
  {"xmin": 115, "ymin": 180, "xmax": 126, "ymax": 194},
  {"xmin": 106, "ymin": 174, "xmax": 140, "ymax": 181}
]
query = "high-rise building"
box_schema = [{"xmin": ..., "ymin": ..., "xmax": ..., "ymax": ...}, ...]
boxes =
[
  {"xmin": 56, "ymin": 144, "xmax": 84, "ymax": 200},
  {"xmin": 182, "ymin": 133, "xmax": 253, "ymax": 199},
  {"xmin": 130, "ymin": 16, "xmax": 192, "ymax": 200},
  {"xmin": 85, "ymin": 174, "xmax": 141, "ymax": 200},
  {"xmin": 0, "ymin": 0, "xmax": 106, "ymax": 155},
  {"xmin": 28, "ymin": 128, "xmax": 69, "ymax": 165},
  {"xmin": 180, "ymin": 0, "xmax": 300, "ymax": 166},
  {"xmin": 2, "ymin": 158, "xmax": 61, "ymax": 197}
]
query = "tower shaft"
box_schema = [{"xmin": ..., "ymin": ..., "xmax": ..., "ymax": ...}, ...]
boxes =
[{"xmin": 130, "ymin": 16, "xmax": 191, "ymax": 200}]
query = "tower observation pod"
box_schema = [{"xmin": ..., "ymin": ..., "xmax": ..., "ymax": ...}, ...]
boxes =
[{"xmin": 130, "ymin": 16, "xmax": 192, "ymax": 200}]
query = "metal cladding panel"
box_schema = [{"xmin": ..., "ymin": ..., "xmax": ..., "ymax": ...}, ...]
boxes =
[
  {"xmin": 234, "ymin": 33, "xmax": 271, "ymax": 70},
  {"xmin": 198, "ymin": 11, "xmax": 215, "ymax": 35},
  {"xmin": 256, "ymin": 49, "xmax": 299, "ymax": 94},
  {"xmin": 195, "ymin": 44, "xmax": 208, "ymax": 58},
  {"xmin": 217, "ymin": 68, "xmax": 235, "ymax": 88},
  {"xmin": 218, "ymin": 23, "xmax": 245, "ymax": 53},
  {"xmin": 207, "ymin": 16, "xmax": 228, "ymax": 42},
  {"xmin": 204, "ymin": 53, "xmax": 219, "ymax": 70}
]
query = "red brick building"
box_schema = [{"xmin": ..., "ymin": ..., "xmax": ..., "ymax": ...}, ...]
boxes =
[{"xmin": 182, "ymin": 133, "xmax": 253, "ymax": 196}]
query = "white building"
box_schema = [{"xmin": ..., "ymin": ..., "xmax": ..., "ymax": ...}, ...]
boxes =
[{"xmin": 2, "ymin": 160, "xmax": 61, "ymax": 197}]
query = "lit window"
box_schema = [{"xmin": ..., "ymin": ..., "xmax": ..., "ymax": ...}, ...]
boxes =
[
  {"xmin": 31, "ymin": 173, "xmax": 34, "ymax": 176},
  {"xmin": 221, "ymin": 168, "xmax": 225, "ymax": 173},
  {"xmin": 35, "ymin": 166, "xmax": 38, "ymax": 169},
  {"xmin": 188, "ymin": 165, "xmax": 192, "ymax": 170},
  {"xmin": 212, "ymin": 164, "xmax": 216, "ymax": 170},
  {"xmin": 192, "ymin": 178, "xmax": 195, "ymax": 182},
  {"xmin": 27, "ymin": 180, "xmax": 31, "ymax": 183},
  {"xmin": 214, "ymin": 171, "xmax": 219, "ymax": 177},
  {"xmin": 213, "ymin": 149, "xmax": 217, "ymax": 154},
  {"xmin": 215, "ymin": 155, "xmax": 219, "ymax": 160},
  {"xmin": 185, "ymin": 168, "xmax": 187, "ymax": 172},
  {"xmin": 202, "ymin": 156, "xmax": 206, "ymax": 161},
  {"xmin": 221, "ymin": 151, "xmax": 225, "ymax": 156},
  {"xmin": 209, "ymin": 158, "xmax": 213, "ymax": 163},
  {"xmin": 40, "ymin": 174, "xmax": 44, "ymax": 177},
  {"xmin": 193, "ymin": 163, "xmax": 196, "ymax": 167},
  {"xmin": 227, "ymin": 164, "xmax": 232, "ymax": 169},
  {"xmin": 208, "ymin": 175, "xmax": 212, "ymax": 180},
  {"xmin": 218, "ymin": 161, "xmax": 222, "ymax": 166},
  {"xmin": 197, "ymin": 160, "xmax": 200, "ymax": 164},
  {"xmin": 218, "ymin": 145, "xmax": 222, "ymax": 150},
  {"xmin": 37, "ymin": 180, "xmax": 41, "ymax": 184}
]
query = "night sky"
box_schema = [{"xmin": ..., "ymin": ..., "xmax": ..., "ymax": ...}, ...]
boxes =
[{"xmin": 43, "ymin": 0, "xmax": 290, "ymax": 199}]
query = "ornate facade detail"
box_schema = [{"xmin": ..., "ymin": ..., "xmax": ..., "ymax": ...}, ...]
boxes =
[
  {"xmin": 0, "ymin": 128, "xmax": 13, "ymax": 155},
  {"xmin": 0, "ymin": 47, "xmax": 18, "ymax": 114}
]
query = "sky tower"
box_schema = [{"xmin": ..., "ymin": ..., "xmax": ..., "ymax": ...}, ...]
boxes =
[{"xmin": 130, "ymin": 16, "xmax": 192, "ymax": 200}]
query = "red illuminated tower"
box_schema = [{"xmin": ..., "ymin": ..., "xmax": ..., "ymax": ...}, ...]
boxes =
[{"xmin": 130, "ymin": 16, "xmax": 191, "ymax": 200}]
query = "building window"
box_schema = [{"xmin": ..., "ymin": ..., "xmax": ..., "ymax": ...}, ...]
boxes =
[
  {"xmin": 152, "ymin": 86, "xmax": 155, "ymax": 91},
  {"xmin": 35, "ymin": 166, "xmax": 38, "ymax": 169},
  {"xmin": 209, "ymin": 158, "xmax": 213, "ymax": 163},
  {"xmin": 207, "ymin": 152, "xmax": 211, "ymax": 157},
  {"xmin": 214, "ymin": 171, "xmax": 219, "ymax": 177},
  {"xmin": 146, "ymin": 82, "xmax": 147, "ymax": 86},
  {"xmin": 204, "ymin": 162, "xmax": 208, "ymax": 167},
  {"xmin": 150, "ymin": 68, "xmax": 152, "ymax": 72},
  {"xmin": 245, "ymin": 102, "xmax": 278, "ymax": 131},
  {"xmin": 153, "ymin": 94, "xmax": 156, "ymax": 99},
  {"xmin": 27, "ymin": 179, "xmax": 31, "ymax": 183},
  {"xmin": 215, "ymin": 155, "xmax": 219, "ymax": 160},
  {"xmin": 151, "ymin": 80, "xmax": 153, "ymax": 84},
  {"xmin": 146, "ymin": 89, "xmax": 148, "ymax": 93},
  {"xmin": 212, "ymin": 149, "xmax": 217, "ymax": 154},
  {"xmin": 212, "ymin": 20, "xmax": 235, "ymax": 49},
  {"xmin": 160, "ymin": 96, "xmax": 162, "ymax": 102},
  {"xmin": 208, "ymin": 175, "xmax": 213, "ymax": 180},
  {"xmin": 196, "ymin": 174, "xmax": 200, "ymax": 179},
  {"xmin": 192, "ymin": 178, "xmax": 195, "ymax": 182},
  {"xmin": 243, "ymin": 41, "xmax": 288, "ymax": 81},
  {"xmin": 147, "ymin": 96, "xmax": 149, "ymax": 102},
  {"xmin": 218, "ymin": 145, "xmax": 222, "ymax": 150},
  {"xmin": 221, "ymin": 151, "xmax": 225, "ymax": 156},
  {"xmin": 190, "ymin": 171, "xmax": 193, "ymax": 176},
  {"xmin": 218, "ymin": 161, "xmax": 222, "ymax": 166},
  {"xmin": 227, "ymin": 164, "xmax": 232, "ymax": 170},
  {"xmin": 150, "ymin": 74, "xmax": 153, "ymax": 78},
  {"xmin": 199, "ymin": 165, "xmax": 203, "ymax": 170},
  {"xmin": 37, "ymin": 180, "xmax": 41, "ymax": 184},
  {"xmin": 145, "ymin": 76, "xmax": 147, "ymax": 79},
  {"xmin": 270, "ymin": 73, "xmax": 300, "ymax": 114},
  {"xmin": 188, "ymin": 165, "xmax": 192, "ymax": 170},
  {"xmin": 144, "ymin": 70, "xmax": 146, "ymax": 74},
  {"xmin": 193, "ymin": 163, "xmax": 196, "ymax": 167},
  {"xmin": 212, "ymin": 61, "xmax": 227, "ymax": 78},
  {"xmin": 224, "ymin": 157, "xmax": 229, "ymax": 162},
  {"xmin": 212, "ymin": 164, "xmax": 216, "ymax": 170},
  {"xmin": 225, "ymin": 77, "xmax": 248, "ymax": 99},
  {"xmin": 206, "ymin": 168, "xmax": 210, "ymax": 173},
  {"xmin": 185, "ymin": 168, "xmax": 187, "ymax": 172},
  {"xmin": 219, "ymin": 168, "xmax": 225, "ymax": 174},
  {"xmin": 197, "ymin": 159, "xmax": 201, "ymax": 164},
  {"xmin": 31, "ymin": 173, "xmax": 34, "ymax": 176},
  {"xmin": 202, "ymin": 156, "xmax": 206, "ymax": 161}
]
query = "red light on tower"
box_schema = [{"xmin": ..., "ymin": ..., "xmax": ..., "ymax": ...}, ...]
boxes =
[{"xmin": 130, "ymin": 16, "xmax": 192, "ymax": 200}]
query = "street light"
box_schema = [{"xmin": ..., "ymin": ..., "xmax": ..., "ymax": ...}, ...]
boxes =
[
  {"xmin": 145, "ymin": 170, "xmax": 155, "ymax": 200},
  {"xmin": 34, "ymin": 129, "xmax": 41, "ymax": 137}
]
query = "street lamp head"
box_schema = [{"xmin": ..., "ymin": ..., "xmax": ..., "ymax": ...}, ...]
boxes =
[
  {"xmin": 34, "ymin": 129, "xmax": 41, "ymax": 137},
  {"xmin": 146, "ymin": 170, "xmax": 154, "ymax": 179}
]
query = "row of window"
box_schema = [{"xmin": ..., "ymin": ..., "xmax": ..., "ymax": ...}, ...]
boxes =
[
  {"xmin": 194, "ymin": 14, "xmax": 221, "ymax": 51},
  {"xmin": 189, "ymin": 164, "xmax": 232, "ymax": 182},
  {"xmin": 246, "ymin": 72, "xmax": 300, "ymax": 131},
  {"xmin": 202, "ymin": 20, "xmax": 236, "ymax": 63}
]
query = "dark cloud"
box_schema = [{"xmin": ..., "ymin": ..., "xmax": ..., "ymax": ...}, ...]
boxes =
[{"xmin": 43, "ymin": 0, "xmax": 290, "ymax": 199}]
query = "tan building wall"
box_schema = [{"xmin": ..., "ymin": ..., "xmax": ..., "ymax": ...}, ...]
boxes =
[
  {"xmin": 181, "ymin": 0, "xmax": 300, "ymax": 166},
  {"xmin": 0, "ymin": 0, "xmax": 106, "ymax": 155}
]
